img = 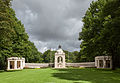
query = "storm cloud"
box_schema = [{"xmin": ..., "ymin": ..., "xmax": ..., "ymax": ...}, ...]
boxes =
[{"xmin": 12, "ymin": 0, "xmax": 94, "ymax": 53}]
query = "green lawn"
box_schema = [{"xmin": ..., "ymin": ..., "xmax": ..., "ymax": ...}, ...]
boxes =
[{"xmin": 0, "ymin": 68, "xmax": 120, "ymax": 83}]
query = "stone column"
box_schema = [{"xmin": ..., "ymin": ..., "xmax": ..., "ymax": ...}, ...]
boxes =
[
  {"xmin": 23, "ymin": 60, "xmax": 25, "ymax": 67},
  {"xmin": 95, "ymin": 59, "xmax": 98, "ymax": 67},
  {"xmin": 20, "ymin": 60, "xmax": 23, "ymax": 69},
  {"xmin": 55, "ymin": 56, "xmax": 56, "ymax": 68},
  {"xmin": 103, "ymin": 60, "xmax": 106, "ymax": 68},
  {"xmin": 8, "ymin": 60, "xmax": 10, "ymax": 70},
  {"xmin": 14, "ymin": 60, "xmax": 17, "ymax": 69},
  {"xmin": 63, "ymin": 55, "xmax": 65, "ymax": 68},
  {"xmin": 55, "ymin": 56, "xmax": 58, "ymax": 68},
  {"xmin": 98, "ymin": 60, "xmax": 100, "ymax": 68},
  {"xmin": 95, "ymin": 59, "xmax": 97, "ymax": 67}
]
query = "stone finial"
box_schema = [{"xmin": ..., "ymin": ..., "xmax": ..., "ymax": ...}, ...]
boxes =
[{"xmin": 58, "ymin": 45, "xmax": 61, "ymax": 49}]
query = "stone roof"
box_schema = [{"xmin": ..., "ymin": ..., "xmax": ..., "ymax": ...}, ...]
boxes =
[
  {"xmin": 95, "ymin": 56, "xmax": 112, "ymax": 59},
  {"xmin": 55, "ymin": 48, "xmax": 65, "ymax": 55},
  {"xmin": 7, "ymin": 57, "xmax": 25, "ymax": 60}
]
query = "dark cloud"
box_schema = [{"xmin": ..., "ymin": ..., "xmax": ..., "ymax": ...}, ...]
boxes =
[{"xmin": 12, "ymin": 0, "xmax": 94, "ymax": 53}]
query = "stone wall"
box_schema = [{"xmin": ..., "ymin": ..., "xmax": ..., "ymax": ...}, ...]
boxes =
[
  {"xmin": 25, "ymin": 62, "xmax": 95, "ymax": 68},
  {"xmin": 25, "ymin": 63, "xmax": 53, "ymax": 68},
  {"xmin": 66, "ymin": 62, "xmax": 95, "ymax": 68}
]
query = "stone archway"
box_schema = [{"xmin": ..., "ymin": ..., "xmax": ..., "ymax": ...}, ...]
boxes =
[
  {"xmin": 54, "ymin": 45, "xmax": 66, "ymax": 68},
  {"xmin": 57, "ymin": 56, "xmax": 63, "ymax": 68}
]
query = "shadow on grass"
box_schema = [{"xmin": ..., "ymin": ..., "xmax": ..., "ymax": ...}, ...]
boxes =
[
  {"xmin": 0, "ymin": 70, "xmax": 22, "ymax": 73},
  {"xmin": 0, "ymin": 70, "xmax": 4, "ymax": 73},
  {"xmin": 7, "ymin": 70, "xmax": 22, "ymax": 72},
  {"xmin": 52, "ymin": 68, "xmax": 120, "ymax": 83}
]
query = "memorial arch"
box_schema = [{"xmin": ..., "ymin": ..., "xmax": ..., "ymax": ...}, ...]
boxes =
[{"xmin": 54, "ymin": 45, "xmax": 66, "ymax": 68}]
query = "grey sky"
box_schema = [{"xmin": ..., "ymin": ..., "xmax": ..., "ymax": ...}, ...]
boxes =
[{"xmin": 12, "ymin": 0, "xmax": 94, "ymax": 53}]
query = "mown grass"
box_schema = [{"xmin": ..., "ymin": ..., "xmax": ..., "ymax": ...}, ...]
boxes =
[{"xmin": 0, "ymin": 68, "xmax": 120, "ymax": 83}]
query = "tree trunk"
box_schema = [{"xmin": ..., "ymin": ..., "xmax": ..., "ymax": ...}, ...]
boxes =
[
  {"xmin": 111, "ymin": 46, "xmax": 118, "ymax": 70},
  {"xmin": 112, "ymin": 55, "xmax": 116, "ymax": 70},
  {"xmin": 4, "ymin": 56, "xmax": 8, "ymax": 71}
]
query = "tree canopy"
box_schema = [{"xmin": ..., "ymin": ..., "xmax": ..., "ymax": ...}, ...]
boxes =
[
  {"xmin": 0, "ymin": 0, "xmax": 42, "ymax": 70},
  {"xmin": 79, "ymin": 0, "xmax": 120, "ymax": 69}
]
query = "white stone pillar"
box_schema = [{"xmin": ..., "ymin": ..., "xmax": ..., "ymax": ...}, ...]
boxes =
[
  {"xmin": 8, "ymin": 60, "xmax": 10, "ymax": 70},
  {"xmin": 98, "ymin": 60, "xmax": 100, "ymax": 68},
  {"xmin": 63, "ymin": 55, "xmax": 66, "ymax": 68},
  {"xmin": 14, "ymin": 60, "xmax": 17, "ymax": 69},
  {"xmin": 95, "ymin": 60, "xmax": 97, "ymax": 67},
  {"xmin": 95, "ymin": 59, "xmax": 98, "ymax": 67},
  {"xmin": 23, "ymin": 60, "xmax": 25, "ymax": 67},
  {"xmin": 55, "ymin": 56, "xmax": 58, "ymax": 68},
  {"xmin": 20, "ymin": 60, "xmax": 23, "ymax": 69},
  {"xmin": 103, "ymin": 60, "xmax": 106, "ymax": 68}
]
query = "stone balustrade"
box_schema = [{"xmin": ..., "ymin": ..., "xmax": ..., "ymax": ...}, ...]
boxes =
[{"xmin": 25, "ymin": 62, "xmax": 95, "ymax": 68}]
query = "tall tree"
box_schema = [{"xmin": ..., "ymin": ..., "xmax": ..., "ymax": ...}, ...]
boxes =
[
  {"xmin": 0, "ymin": 0, "xmax": 42, "ymax": 70},
  {"xmin": 79, "ymin": 0, "xmax": 107, "ymax": 62},
  {"xmin": 99, "ymin": 0, "xmax": 120, "ymax": 69},
  {"xmin": 0, "ymin": 0, "xmax": 15, "ymax": 70},
  {"xmin": 79, "ymin": 0, "xmax": 120, "ymax": 69}
]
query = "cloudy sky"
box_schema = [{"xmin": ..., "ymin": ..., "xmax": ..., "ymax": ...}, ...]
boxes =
[{"xmin": 12, "ymin": 0, "xmax": 94, "ymax": 53}]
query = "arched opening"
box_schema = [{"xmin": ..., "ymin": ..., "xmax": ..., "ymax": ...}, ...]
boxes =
[
  {"xmin": 10, "ymin": 61, "xmax": 14, "ymax": 69},
  {"xmin": 99, "ymin": 60, "xmax": 103, "ymax": 68},
  {"xmin": 106, "ymin": 60, "xmax": 110, "ymax": 68},
  {"xmin": 57, "ymin": 56, "xmax": 63, "ymax": 63}
]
